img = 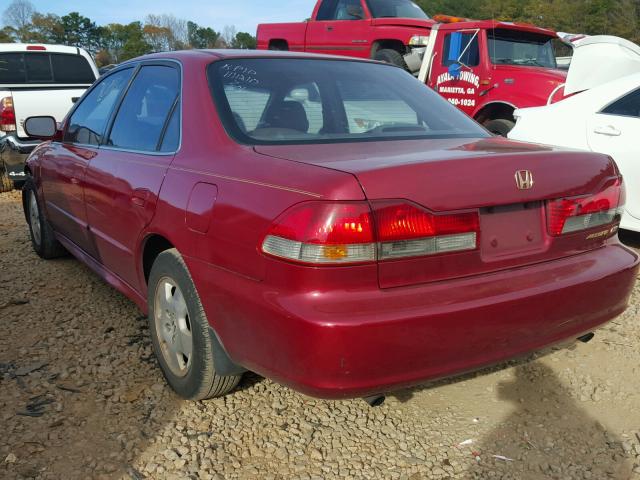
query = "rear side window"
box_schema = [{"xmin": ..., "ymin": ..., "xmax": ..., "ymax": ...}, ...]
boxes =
[
  {"xmin": 160, "ymin": 105, "xmax": 181, "ymax": 152},
  {"xmin": 442, "ymin": 32, "xmax": 480, "ymax": 67},
  {"xmin": 601, "ymin": 89, "xmax": 640, "ymax": 118},
  {"xmin": 64, "ymin": 68, "xmax": 133, "ymax": 146},
  {"xmin": 0, "ymin": 52, "xmax": 95, "ymax": 84},
  {"xmin": 107, "ymin": 65, "xmax": 180, "ymax": 152}
]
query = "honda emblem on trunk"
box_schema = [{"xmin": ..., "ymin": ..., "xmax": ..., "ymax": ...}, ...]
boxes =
[{"xmin": 515, "ymin": 170, "xmax": 534, "ymax": 190}]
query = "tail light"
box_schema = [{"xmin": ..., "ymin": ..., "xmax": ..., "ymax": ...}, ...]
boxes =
[
  {"xmin": 0, "ymin": 96, "xmax": 16, "ymax": 132},
  {"xmin": 262, "ymin": 202, "xmax": 376, "ymax": 264},
  {"xmin": 373, "ymin": 201, "xmax": 479, "ymax": 260},
  {"xmin": 261, "ymin": 201, "xmax": 479, "ymax": 265},
  {"xmin": 547, "ymin": 177, "xmax": 625, "ymax": 236}
]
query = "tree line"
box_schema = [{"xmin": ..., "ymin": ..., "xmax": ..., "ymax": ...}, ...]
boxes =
[
  {"xmin": 0, "ymin": 0, "xmax": 257, "ymax": 66},
  {"xmin": 417, "ymin": 0, "xmax": 640, "ymax": 44}
]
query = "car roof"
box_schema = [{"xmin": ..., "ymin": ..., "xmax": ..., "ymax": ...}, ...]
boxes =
[{"xmin": 122, "ymin": 49, "xmax": 382, "ymax": 65}]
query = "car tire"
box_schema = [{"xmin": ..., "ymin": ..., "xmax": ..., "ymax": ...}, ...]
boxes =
[
  {"xmin": 148, "ymin": 249, "xmax": 242, "ymax": 400},
  {"xmin": 484, "ymin": 118, "xmax": 515, "ymax": 137},
  {"xmin": 23, "ymin": 176, "xmax": 67, "ymax": 259},
  {"xmin": 374, "ymin": 49, "xmax": 408, "ymax": 70}
]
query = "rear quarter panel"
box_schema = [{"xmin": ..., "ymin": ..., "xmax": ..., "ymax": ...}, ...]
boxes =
[{"xmin": 257, "ymin": 23, "xmax": 308, "ymax": 51}]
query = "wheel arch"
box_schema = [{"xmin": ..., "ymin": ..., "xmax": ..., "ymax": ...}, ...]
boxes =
[
  {"xmin": 268, "ymin": 39, "xmax": 289, "ymax": 50},
  {"xmin": 141, "ymin": 234, "xmax": 175, "ymax": 286},
  {"xmin": 474, "ymin": 101, "xmax": 517, "ymax": 125},
  {"xmin": 371, "ymin": 39, "xmax": 407, "ymax": 57}
]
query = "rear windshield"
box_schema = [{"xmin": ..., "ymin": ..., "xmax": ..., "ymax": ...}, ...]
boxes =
[
  {"xmin": 208, "ymin": 58, "xmax": 487, "ymax": 145},
  {"xmin": 488, "ymin": 29, "xmax": 557, "ymax": 69},
  {"xmin": 366, "ymin": 0, "xmax": 429, "ymax": 19},
  {"xmin": 0, "ymin": 52, "xmax": 96, "ymax": 84}
]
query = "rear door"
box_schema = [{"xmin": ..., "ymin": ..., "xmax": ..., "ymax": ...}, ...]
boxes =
[
  {"xmin": 306, "ymin": 0, "xmax": 372, "ymax": 58},
  {"xmin": 587, "ymin": 88, "xmax": 640, "ymax": 220},
  {"xmin": 40, "ymin": 67, "xmax": 134, "ymax": 252},
  {"xmin": 0, "ymin": 52, "xmax": 97, "ymax": 138},
  {"xmin": 83, "ymin": 63, "xmax": 181, "ymax": 290}
]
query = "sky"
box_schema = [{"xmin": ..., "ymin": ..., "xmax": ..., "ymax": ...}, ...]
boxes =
[{"xmin": 25, "ymin": 0, "xmax": 314, "ymax": 34}]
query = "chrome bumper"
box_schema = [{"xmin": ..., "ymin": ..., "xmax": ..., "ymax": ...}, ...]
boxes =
[{"xmin": 0, "ymin": 134, "xmax": 40, "ymax": 186}]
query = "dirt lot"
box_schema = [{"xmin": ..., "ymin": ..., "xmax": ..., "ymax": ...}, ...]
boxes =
[{"xmin": 1, "ymin": 188, "xmax": 640, "ymax": 480}]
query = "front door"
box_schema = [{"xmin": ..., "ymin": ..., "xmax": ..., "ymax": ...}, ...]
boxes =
[
  {"xmin": 83, "ymin": 63, "xmax": 181, "ymax": 291},
  {"xmin": 306, "ymin": 0, "xmax": 372, "ymax": 58},
  {"xmin": 587, "ymin": 88, "xmax": 640, "ymax": 220},
  {"xmin": 428, "ymin": 29, "xmax": 485, "ymax": 117},
  {"xmin": 40, "ymin": 67, "xmax": 134, "ymax": 252}
]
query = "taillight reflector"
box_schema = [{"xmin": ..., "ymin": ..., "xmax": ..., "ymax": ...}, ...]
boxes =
[
  {"xmin": 547, "ymin": 178, "xmax": 624, "ymax": 236},
  {"xmin": 373, "ymin": 201, "xmax": 479, "ymax": 260},
  {"xmin": 262, "ymin": 203, "xmax": 376, "ymax": 264},
  {"xmin": 262, "ymin": 201, "xmax": 479, "ymax": 265},
  {"xmin": 0, "ymin": 96, "xmax": 16, "ymax": 132}
]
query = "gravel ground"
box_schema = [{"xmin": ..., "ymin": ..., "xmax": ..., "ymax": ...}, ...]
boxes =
[{"xmin": 1, "ymin": 188, "xmax": 640, "ymax": 480}]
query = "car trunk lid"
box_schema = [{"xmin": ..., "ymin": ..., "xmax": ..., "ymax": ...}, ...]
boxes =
[{"xmin": 256, "ymin": 137, "xmax": 621, "ymax": 287}]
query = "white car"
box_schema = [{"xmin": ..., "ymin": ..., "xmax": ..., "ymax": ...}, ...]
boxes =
[{"xmin": 509, "ymin": 37, "xmax": 640, "ymax": 233}]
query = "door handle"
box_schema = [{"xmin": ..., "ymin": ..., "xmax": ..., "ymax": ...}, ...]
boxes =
[
  {"xmin": 326, "ymin": 25, "xmax": 334, "ymax": 31},
  {"xmin": 594, "ymin": 125, "xmax": 621, "ymax": 137},
  {"xmin": 131, "ymin": 188, "xmax": 150, "ymax": 207}
]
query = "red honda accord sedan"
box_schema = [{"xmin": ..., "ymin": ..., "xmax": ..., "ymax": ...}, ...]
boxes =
[{"xmin": 21, "ymin": 50, "xmax": 638, "ymax": 401}]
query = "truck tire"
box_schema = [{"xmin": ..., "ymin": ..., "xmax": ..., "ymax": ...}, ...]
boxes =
[
  {"xmin": 374, "ymin": 49, "xmax": 408, "ymax": 70},
  {"xmin": 148, "ymin": 249, "xmax": 242, "ymax": 400},
  {"xmin": 484, "ymin": 118, "xmax": 515, "ymax": 137},
  {"xmin": 23, "ymin": 176, "xmax": 67, "ymax": 259}
]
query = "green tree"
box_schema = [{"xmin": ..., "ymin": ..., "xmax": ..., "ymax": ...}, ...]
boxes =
[
  {"xmin": 187, "ymin": 21, "xmax": 219, "ymax": 49},
  {"xmin": 60, "ymin": 12, "xmax": 101, "ymax": 53},
  {"xmin": 232, "ymin": 32, "xmax": 256, "ymax": 49}
]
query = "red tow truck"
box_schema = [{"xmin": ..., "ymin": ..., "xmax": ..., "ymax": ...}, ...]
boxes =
[{"xmin": 257, "ymin": 0, "xmax": 569, "ymax": 134}]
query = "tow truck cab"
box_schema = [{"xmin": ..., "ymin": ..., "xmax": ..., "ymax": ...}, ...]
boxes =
[{"xmin": 419, "ymin": 19, "xmax": 568, "ymax": 135}]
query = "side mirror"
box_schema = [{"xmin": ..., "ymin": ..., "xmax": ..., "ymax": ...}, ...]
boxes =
[
  {"xmin": 346, "ymin": 5, "xmax": 364, "ymax": 19},
  {"xmin": 24, "ymin": 116, "xmax": 57, "ymax": 139}
]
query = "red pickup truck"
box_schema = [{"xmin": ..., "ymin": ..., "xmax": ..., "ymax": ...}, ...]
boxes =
[
  {"xmin": 257, "ymin": 0, "xmax": 570, "ymax": 134},
  {"xmin": 257, "ymin": 0, "xmax": 434, "ymax": 72}
]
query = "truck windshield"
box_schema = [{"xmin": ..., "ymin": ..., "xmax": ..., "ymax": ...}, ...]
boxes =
[
  {"xmin": 0, "ymin": 52, "xmax": 96, "ymax": 84},
  {"xmin": 366, "ymin": 0, "xmax": 429, "ymax": 19},
  {"xmin": 488, "ymin": 29, "xmax": 557, "ymax": 68},
  {"xmin": 208, "ymin": 58, "xmax": 487, "ymax": 145}
]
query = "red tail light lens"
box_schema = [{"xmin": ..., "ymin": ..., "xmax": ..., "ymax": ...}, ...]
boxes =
[
  {"xmin": 373, "ymin": 201, "xmax": 479, "ymax": 260},
  {"xmin": 0, "ymin": 96, "xmax": 16, "ymax": 132},
  {"xmin": 262, "ymin": 201, "xmax": 479, "ymax": 265},
  {"xmin": 262, "ymin": 202, "xmax": 376, "ymax": 264},
  {"xmin": 547, "ymin": 178, "xmax": 624, "ymax": 236}
]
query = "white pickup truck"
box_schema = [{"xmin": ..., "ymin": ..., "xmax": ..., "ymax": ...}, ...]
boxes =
[{"xmin": 0, "ymin": 44, "xmax": 99, "ymax": 191}]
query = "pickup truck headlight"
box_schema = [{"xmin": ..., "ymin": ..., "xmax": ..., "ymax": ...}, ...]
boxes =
[{"xmin": 408, "ymin": 35, "xmax": 430, "ymax": 47}]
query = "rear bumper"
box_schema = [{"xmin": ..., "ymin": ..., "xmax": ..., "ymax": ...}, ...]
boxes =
[
  {"xmin": 188, "ymin": 243, "xmax": 639, "ymax": 399},
  {"xmin": 0, "ymin": 134, "xmax": 39, "ymax": 187}
]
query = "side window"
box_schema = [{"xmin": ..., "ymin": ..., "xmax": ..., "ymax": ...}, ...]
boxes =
[
  {"xmin": 64, "ymin": 68, "xmax": 133, "ymax": 146},
  {"xmin": 334, "ymin": 0, "xmax": 365, "ymax": 20},
  {"xmin": 284, "ymin": 83, "xmax": 324, "ymax": 134},
  {"xmin": 442, "ymin": 32, "xmax": 480, "ymax": 67},
  {"xmin": 316, "ymin": 0, "xmax": 338, "ymax": 20},
  {"xmin": 602, "ymin": 89, "xmax": 640, "ymax": 118},
  {"xmin": 160, "ymin": 104, "xmax": 180, "ymax": 152},
  {"xmin": 107, "ymin": 65, "xmax": 180, "ymax": 152}
]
